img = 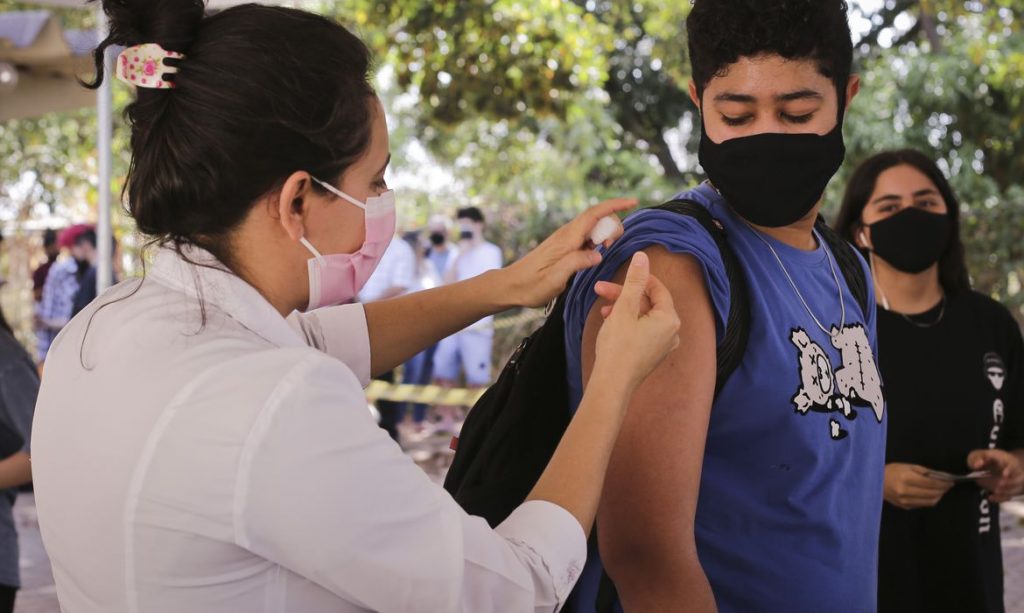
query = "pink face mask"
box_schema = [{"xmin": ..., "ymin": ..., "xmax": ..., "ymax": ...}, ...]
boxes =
[{"xmin": 300, "ymin": 178, "xmax": 396, "ymax": 311}]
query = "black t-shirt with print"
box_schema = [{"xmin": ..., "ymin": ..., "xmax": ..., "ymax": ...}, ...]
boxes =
[{"xmin": 878, "ymin": 290, "xmax": 1024, "ymax": 613}]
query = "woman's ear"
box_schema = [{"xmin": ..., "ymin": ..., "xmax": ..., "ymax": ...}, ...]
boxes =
[{"xmin": 276, "ymin": 171, "xmax": 314, "ymax": 242}]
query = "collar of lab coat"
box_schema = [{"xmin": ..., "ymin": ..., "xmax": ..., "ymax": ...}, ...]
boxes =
[{"xmin": 148, "ymin": 244, "xmax": 306, "ymax": 350}]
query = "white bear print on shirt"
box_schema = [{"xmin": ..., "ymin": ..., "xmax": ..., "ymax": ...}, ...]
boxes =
[{"xmin": 790, "ymin": 324, "xmax": 885, "ymax": 441}]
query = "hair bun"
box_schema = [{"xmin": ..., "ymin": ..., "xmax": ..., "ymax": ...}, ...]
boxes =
[
  {"xmin": 99, "ymin": 0, "xmax": 205, "ymax": 52},
  {"xmin": 87, "ymin": 0, "xmax": 204, "ymax": 88}
]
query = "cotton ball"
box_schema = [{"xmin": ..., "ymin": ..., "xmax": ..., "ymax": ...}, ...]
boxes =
[{"xmin": 590, "ymin": 215, "xmax": 623, "ymax": 245}]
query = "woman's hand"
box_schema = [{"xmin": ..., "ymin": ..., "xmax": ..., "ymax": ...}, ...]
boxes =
[
  {"xmin": 968, "ymin": 449, "xmax": 1024, "ymax": 503},
  {"xmin": 499, "ymin": 199, "xmax": 636, "ymax": 308},
  {"xmin": 883, "ymin": 463, "xmax": 954, "ymax": 510},
  {"xmin": 590, "ymin": 252, "xmax": 680, "ymax": 393}
]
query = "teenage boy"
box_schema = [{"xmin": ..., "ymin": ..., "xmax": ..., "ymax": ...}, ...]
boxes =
[{"xmin": 564, "ymin": 1, "xmax": 886, "ymax": 611}]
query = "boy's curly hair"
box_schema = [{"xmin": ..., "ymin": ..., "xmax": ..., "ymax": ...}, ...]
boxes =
[{"xmin": 687, "ymin": 0, "xmax": 853, "ymax": 101}]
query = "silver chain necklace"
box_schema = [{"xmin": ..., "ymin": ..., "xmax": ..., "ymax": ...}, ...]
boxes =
[
  {"xmin": 748, "ymin": 226, "xmax": 846, "ymax": 338},
  {"xmin": 900, "ymin": 294, "xmax": 946, "ymax": 328},
  {"xmin": 877, "ymin": 283, "xmax": 946, "ymax": 328},
  {"xmin": 870, "ymin": 255, "xmax": 946, "ymax": 328}
]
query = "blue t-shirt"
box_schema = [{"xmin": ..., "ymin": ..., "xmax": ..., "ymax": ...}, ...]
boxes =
[{"xmin": 564, "ymin": 184, "xmax": 887, "ymax": 613}]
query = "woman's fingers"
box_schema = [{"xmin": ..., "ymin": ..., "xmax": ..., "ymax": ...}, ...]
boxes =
[
  {"xmin": 615, "ymin": 252, "xmax": 650, "ymax": 318},
  {"xmin": 545, "ymin": 250, "xmax": 603, "ymax": 291},
  {"xmin": 904, "ymin": 474, "xmax": 954, "ymax": 492},
  {"xmin": 568, "ymin": 199, "xmax": 636, "ymax": 244},
  {"xmin": 968, "ymin": 449, "xmax": 1006, "ymax": 472},
  {"xmin": 595, "ymin": 264, "xmax": 675, "ymax": 326},
  {"xmin": 985, "ymin": 475, "xmax": 1024, "ymax": 501},
  {"xmin": 594, "ymin": 281, "xmax": 623, "ymax": 302}
]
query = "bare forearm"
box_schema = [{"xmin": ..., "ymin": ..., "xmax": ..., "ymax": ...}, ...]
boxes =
[
  {"xmin": 615, "ymin": 562, "xmax": 716, "ymax": 612},
  {"xmin": 364, "ymin": 270, "xmax": 513, "ymax": 376},
  {"xmin": 0, "ymin": 452, "xmax": 31, "ymax": 490},
  {"xmin": 526, "ymin": 372, "xmax": 633, "ymax": 537},
  {"xmin": 376, "ymin": 286, "xmax": 408, "ymax": 301}
]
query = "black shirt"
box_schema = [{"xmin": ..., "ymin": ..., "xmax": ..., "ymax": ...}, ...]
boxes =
[
  {"xmin": 878, "ymin": 290, "xmax": 1024, "ymax": 613},
  {"xmin": 71, "ymin": 266, "xmax": 97, "ymax": 318}
]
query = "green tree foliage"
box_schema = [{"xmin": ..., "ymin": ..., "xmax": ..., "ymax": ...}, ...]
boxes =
[
  {"xmin": 337, "ymin": 0, "xmax": 1024, "ymax": 324},
  {"xmin": 0, "ymin": 0, "xmax": 1021, "ymax": 332}
]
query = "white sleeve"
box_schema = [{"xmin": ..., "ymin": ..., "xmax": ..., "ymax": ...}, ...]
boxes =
[
  {"xmin": 392, "ymin": 240, "xmax": 416, "ymax": 292},
  {"xmin": 237, "ymin": 356, "xmax": 587, "ymax": 612},
  {"xmin": 287, "ymin": 305, "xmax": 371, "ymax": 387},
  {"xmin": 486, "ymin": 244, "xmax": 503, "ymax": 271}
]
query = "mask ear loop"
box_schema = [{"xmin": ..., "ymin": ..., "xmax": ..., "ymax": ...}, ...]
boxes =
[
  {"xmin": 311, "ymin": 177, "xmax": 367, "ymax": 210},
  {"xmin": 861, "ymin": 228, "xmax": 892, "ymax": 311},
  {"xmin": 300, "ymin": 237, "xmax": 324, "ymax": 260}
]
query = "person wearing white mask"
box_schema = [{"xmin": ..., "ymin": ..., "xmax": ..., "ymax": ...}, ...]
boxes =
[{"xmin": 30, "ymin": 3, "xmax": 681, "ymax": 613}]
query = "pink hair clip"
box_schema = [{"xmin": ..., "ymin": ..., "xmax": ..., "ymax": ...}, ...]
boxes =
[{"xmin": 115, "ymin": 43, "xmax": 185, "ymax": 90}]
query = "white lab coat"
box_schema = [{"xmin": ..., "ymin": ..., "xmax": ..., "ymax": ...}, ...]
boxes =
[{"xmin": 31, "ymin": 245, "xmax": 584, "ymax": 613}]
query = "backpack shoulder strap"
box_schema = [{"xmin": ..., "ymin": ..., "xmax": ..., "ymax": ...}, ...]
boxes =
[
  {"xmin": 815, "ymin": 218, "xmax": 870, "ymax": 317},
  {"xmin": 651, "ymin": 199, "xmax": 750, "ymax": 396}
]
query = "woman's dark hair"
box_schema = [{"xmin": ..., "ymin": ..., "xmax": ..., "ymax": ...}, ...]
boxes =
[
  {"xmin": 87, "ymin": 0, "xmax": 377, "ymax": 266},
  {"xmin": 834, "ymin": 149, "xmax": 971, "ymax": 295},
  {"xmin": 686, "ymin": 0, "xmax": 853, "ymax": 103}
]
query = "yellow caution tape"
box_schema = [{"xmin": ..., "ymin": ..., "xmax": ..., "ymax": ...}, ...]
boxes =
[
  {"xmin": 365, "ymin": 381, "xmax": 488, "ymax": 407},
  {"xmin": 363, "ymin": 310, "xmax": 546, "ymax": 406}
]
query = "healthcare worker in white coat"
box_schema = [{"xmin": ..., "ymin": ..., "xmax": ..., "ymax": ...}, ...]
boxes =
[{"xmin": 30, "ymin": 2, "xmax": 680, "ymax": 612}]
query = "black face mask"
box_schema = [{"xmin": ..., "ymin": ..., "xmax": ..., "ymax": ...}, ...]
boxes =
[
  {"xmin": 429, "ymin": 232, "xmax": 446, "ymax": 246},
  {"xmin": 460, "ymin": 230, "xmax": 474, "ymax": 241},
  {"xmin": 867, "ymin": 207, "xmax": 951, "ymax": 274},
  {"xmin": 698, "ymin": 120, "xmax": 847, "ymax": 228}
]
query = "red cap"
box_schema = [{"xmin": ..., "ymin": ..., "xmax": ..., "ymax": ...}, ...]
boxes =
[{"xmin": 57, "ymin": 224, "xmax": 95, "ymax": 249}]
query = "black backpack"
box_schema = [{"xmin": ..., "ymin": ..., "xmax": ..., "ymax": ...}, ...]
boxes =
[{"xmin": 442, "ymin": 200, "xmax": 868, "ymax": 610}]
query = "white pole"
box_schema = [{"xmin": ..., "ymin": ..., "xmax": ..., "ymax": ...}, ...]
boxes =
[{"xmin": 96, "ymin": 4, "xmax": 113, "ymax": 291}]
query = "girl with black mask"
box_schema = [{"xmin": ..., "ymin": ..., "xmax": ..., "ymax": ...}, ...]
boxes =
[{"xmin": 836, "ymin": 149, "xmax": 1024, "ymax": 613}]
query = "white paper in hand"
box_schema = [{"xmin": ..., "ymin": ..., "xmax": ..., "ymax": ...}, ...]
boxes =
[
  {"xmin": 925, "ymin": 469, "xmax": 992, "ymax": 482},
  {"xmin": 590, "ymin": 215, "xmax": 623, "ymax": 245}
]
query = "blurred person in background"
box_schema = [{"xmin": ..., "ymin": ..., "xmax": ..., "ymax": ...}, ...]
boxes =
[
  {"xmin": 33, "ymin": 229, "xmax": 61, "ymax": 363},
  {"xmin": 399, "ymin": 229, "xmax": 438, "ymax": 436},
  {"xmin": 0, "ymin": 302, "xmax": 42, "ymax": 612},
  {"xmin": 70, "ymin": 229, "xmax": 99, "ymax": 318},
  {"xmin": 425, "ymin": 213, "xmax": 458, "ymax": 285},
  {"xmin": 358, "ymin": 233, "xmax": 417, "ymax": 440},
  {"xmin": 433, "ymin": 207, "xmax": 503, "ymax": 433},
  {"xmin": 31, "ymin": 230, "xmax": 60, "ymax": 306},
  {"xmin": 36, "ymin": 224, "xmax": 93, "ymax": 364},
  {"xmin": 70, "ymin": 229, "xmax": 120, "ymax": 319},
  {"xmin": 836, "ymin": 149, "xmax": 1024, "ymax": 613}
]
